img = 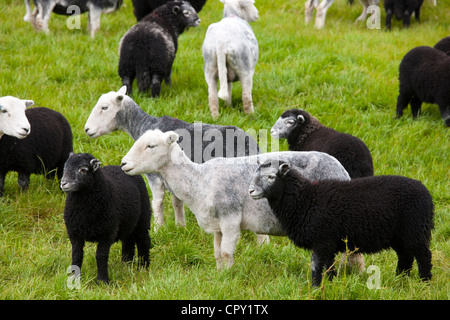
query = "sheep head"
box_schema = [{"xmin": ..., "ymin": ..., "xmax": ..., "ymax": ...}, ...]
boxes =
[
  {"xmin": 270, "ymin": 109, "xmax": 308, "ymax": 139},
  {"xmin": 222, "ymin": 0, "xmax": 259, "ymax": 22},
  {"xmin": 85, "ymin": 86, "xmax": 128, "ymax": 138},
  {"xmin": 121, "ymin": 130, "xmax": 179, "ymax": 176},
  {"xmin": 248, "ymin": 160, "xmax": 289, "ymax": 200},
  {"xmin": 0, "ymin": 96, "xmax": 32, "ymax": 140},
  {"xmin": 61, "ymin": 153, "xmax": 101, "ymax": 192}
]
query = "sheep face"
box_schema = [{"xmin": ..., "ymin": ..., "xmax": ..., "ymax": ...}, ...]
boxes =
[
  {"xmin": 121, "ymin": 130, "xmax": 179, "ymax": 176},
  {"xmin": 222, "ymin": 0, "xmax": 259, "ymax": 22},
  {"xmin": 248, "ymin": 161, "xmax": 290, "ymax": 200},
  {"xmin": 85, "ymin": 86, "xmax": 127, "ymax": 138},
  {"xmin": 176, "ymin": 2, "xmax": 201, "ymax": 28},
  {"xmin": 270, "ymin": 111, "xmax": 306, "ymax": 139},
  {"xmin": 61, "ymin": 153, "xmax": 101, "ymax": 192},
  {"xmin": 0, "ymin": 96, "xmax": 32, "ymax": 139}
]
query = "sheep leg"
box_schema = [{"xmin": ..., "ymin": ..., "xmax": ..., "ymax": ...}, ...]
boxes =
[
  {"xmin": 70, "ymin": 238, "xmax": 85, "ymax": 270},
  {"xmin": 0, "ymin": 172, "xmax": 5, "ymax": 196},
  {"xmin": 33, "ymin": 0, "xmax": 57, "ymax": 34},
  {"xmin": 241, "ymin": 74, "xmax": 254, "ymax": 115},
  {"xmin": 121, "ymin": 238, "xmax": 136, "ymax": 263},
  {"xmin": 415, "ymin": 248, "xmax": 433, "ymax": 281},
  {"xmin": 151, "ymin": 75, "xmax": 162, "ymax": 98},
  {"xmin": 134, "ymin": 230, "xmax": 151, "ymax": 268},
  {"xmin": 122, "ymin": 76, "xmax": 134, "ymax": 96},
  {"xmin": 219, "ymin": 223, "xmax": 241, "ymax": 269},
  {"xmin": 385, "ymin": 8, "xmax": 393, "ymax": 30},
  {"xmin": 410, "ymin": 96, "xmax": 422, "ymax": 118},
  {"xmin": 402, "ymin": 10, "xmax": 411, "ymax": 28},
  {"xmin": 87, "ymin": 5, "xmax": 102, "ymax": 38},
  {"xmin": 172, "ymin": 195, "xmax": 186, "ymax": 227},
  {"xmin": 18, "ymin": 172, "xmax": 30, "ymax": 191},
  {"xmin": 214, "ymin": 231, "xmax": 223, "ymax": 269},
  {"xmin": 396, "ymin": 92, "xmax": 412, "ymax": 118},
  {"xmin": 305, "ymin": 0, "xmax": 318, "ymax": 25},
  {"xmin": 205, "ymin": 69, "xmax": 220, "ymax": 119},
  {"xmin": 315, "ymin": 0, "xmax": 334, "ymax": 29},
  {"xmin": 311, "ymin": 249, "xmax": 335, "ymax": 287},
  {"xmin": 96, "ymin": 241, "xmax": 112, "ymax": 284},
  {"xmin": 24, "ymin": 0, "xmax": 32, "ymax": 22},
  {"xmin": 395, "ymin": 249, "xmax": 414, "ymax": 277},
  {"xmin": 145, "ymin": 173, "xmax": 166, "ymax": 230}
]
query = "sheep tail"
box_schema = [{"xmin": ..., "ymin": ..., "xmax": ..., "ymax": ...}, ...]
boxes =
[{"xmin": 217, "ymin": 51, "xmax": 229, "ymax": 101}]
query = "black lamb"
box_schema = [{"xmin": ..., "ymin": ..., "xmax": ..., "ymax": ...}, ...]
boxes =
[
  {"xmin": 384, "ymin": 0, "xmax": 424, "ymax": 30},
  {"xmin": 270, "ymin": 109, "xmax": 373, "ymax": 179},
  {"xmin": 0, "ymin": 107, "xmax": 73, "ymax": 196},
  {"xmin": 131, "ymin": 0, "xmax": 207, "ymax": 21},
  {"xmin": 396, "ymin": 46, "xmax": 450, "ymax": 127},
  {"xmin": 118, "ymin": 1, "xmax": 201, "ymax": 97},
  {"xmin": 61, "ymin": 153, "xmax": 151, "ymax": 284},
  {"xmin": 434, "ymin": 36, "xmax": 450, "ymax": 55},
  {"xmin": 249, "ymin": 161, "xmax": 434, "ymax": 287}
]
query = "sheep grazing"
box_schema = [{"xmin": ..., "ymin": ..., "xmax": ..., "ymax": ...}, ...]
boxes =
[
  {"xmin": 131, "ymin": 0, "xmax": 207, "ymax": 21},
  {"xmin": 202, "ymin": 0, "xmax": 259, "ymax": 119},
  {"xmin": 305, "ymin": 0, "xmax": 380, "ymax": 29},
  {"xmin": 120, "ymin": 129, "xmax": 355, "ymax": 270},
  {"xmin": 118, "ymin": 1, "xmax": 201, "ymax": 97},
  {"xmin": 23, "ymin": 0, "xmax": 123, "ymax": 38},
  {"xmin": 62, "ymin": 153, "xmax": 151, "ymax": 284},
  {"xmin": 396, "ymin": 46, "xmax": 450, "ymax": 127},
  {"xmin": 249, "ymin": 161, "xmax": 434, "ymax": 287},
  {"xmin": 384, "ymin": 0, "xmax": 424, "ymax": 30},
  {"xmin": 271, "ymin": 109, "xmax": 374, "ymax": 179},
  {"xmin": 85, "ymin": 87, "xmax": 260, "ymax": 229},
  {"xmin": 434, "ymin": 36, "xmax": 450, "ymax": 55},
  {"xmin": 0, "ymin": 102, "xmax": 73, "ymax": 196}
]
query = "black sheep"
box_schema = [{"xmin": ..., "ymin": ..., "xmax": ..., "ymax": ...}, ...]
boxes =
[
  {"xmin": 396, "ymin": 46, "xmax": 450, "ymax": 127},
  {"xmin": 61, "ymin": 153, "xmax": 151, "ymax": 284},
  {"xmin": 434, "ymin": 36, "xmax": 450, "ymax": 55},
  {"xmin": 270, "ymin": 109, "xmax": 374, "ymax": 179},
  {"xmin": 249, "ymin": 161, "xmax": 434, "ymax": 287},
  {"xmin": 0, "ymin": 107, "xmax": 73, "ymax": 196},
  {"xmin": 384, "ymin": 0, "xmax": 424, "ymax": 30},
  {"xmin": 118, "ymin": 1, "xmax": 201, "ymax": 97},
  {"xmin": 131, "ymin": 0, "xmax": 207, "ymax": 21}
]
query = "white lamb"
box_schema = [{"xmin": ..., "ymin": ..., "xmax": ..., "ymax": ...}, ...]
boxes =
[
  {"xmin": 0, "ymin": 96, "xmax": 32, "ymax": 140},
  {"xmin": 202, "ymin": 0, "xmax": 259, "ymax": 119},
  {"xmin": 121, "ymin": 130, "xmax": 357, "ymax": 270}
]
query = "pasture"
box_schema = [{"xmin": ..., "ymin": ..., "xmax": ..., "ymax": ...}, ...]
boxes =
[{"xmin": 0, "ymin": 0, "xmax": 449, "ymax": 301}]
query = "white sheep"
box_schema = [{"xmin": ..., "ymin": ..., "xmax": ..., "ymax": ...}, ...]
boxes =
[
  {"xmin": 0, "ymin": 96, "xmax": 32, "ymax": 140},
  {"xmin": 202, "ymin": 0, "xmax": 259, "ymax": 119},
  {"xmin": 121, "ymin": 130, "xmax": 354, "ymax": 269}
]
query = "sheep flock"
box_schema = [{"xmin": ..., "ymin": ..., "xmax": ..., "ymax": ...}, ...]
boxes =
[{"xmin": 1, "ymin": 0, "xmax": 449, "ymax": 296}]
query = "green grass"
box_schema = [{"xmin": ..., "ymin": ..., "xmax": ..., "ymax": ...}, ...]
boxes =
[{"xmin": 0, "ymin": 0, "xmax": 449, "ymax": 300}]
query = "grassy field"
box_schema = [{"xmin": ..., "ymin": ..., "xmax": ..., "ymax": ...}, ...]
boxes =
[{"xmin": 0, "ymin": 0, "xmax": 449, "ymax": 301}]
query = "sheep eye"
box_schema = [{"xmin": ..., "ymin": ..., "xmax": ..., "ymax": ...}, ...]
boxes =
[
  {"xmin": 183, "ymin": 10, "xmax": 190, "ymax": 16},
  {"xmin": 101, "ymin": 106, "xmax": 108, "ymax": 111},
  {"xmin": 268, "ymin": 175, "xmax": 276, "ymax": 180},
  {"xmin": 147, "ymin": 144, "xmax": 156, "ymax": 149},
  {"xmin": 79, "ymin": 167, "xmax": 88, "ymax": 174},
  {"xmin": 285, "ymin": 120, "xmax": 295, "ymax": 126}
]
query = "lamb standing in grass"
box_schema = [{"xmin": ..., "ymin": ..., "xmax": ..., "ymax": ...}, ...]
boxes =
[
  {"xmin": 0, "ymin": 99, "xmax": 73, "ymax": 196},
  {"xmin": 131, "ymin": 0, "xmax": 207, "ymax": 21},
  {"xmin": 85, "ymin": 86, "xmax": 260, "ymax": 228},
  {"xmin": 118, "ymin": 1, "xmax": 200, "ymax": 97},
  {"xmin": 271, "ymin": 109, "xmax": 374, "ymax": 179},
  {"xmin": 120, "ymin": 130, "xmax": 355, "ymax": 270},
  {"xmin": 62, "ymin": 153, "xmax": 151, "ymax": 284},
  {"xmin": 396, "ymin": 46, "xmax": 450, "ymax": 127},
  {"xmin": 202, "ymin": 0, "xmax": 259, "ymax": 118},
  {"xmin": 248, "ymin": 161, "xmax": 434, "ymax": 287}
]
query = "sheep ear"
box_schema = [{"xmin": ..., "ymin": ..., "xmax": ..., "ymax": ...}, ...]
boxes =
[
  {"xmin": 172, "ymin": 5, "xmax": 180, "ymax": 14},
  {"xmin": 90, "ymin": 158, "xmax": 101, "ymax": 172},
  {"xmin": 297, "ymin": 115, "xmax": 305, "ymax": 123},
  {"xmin": 118, "ymin": 86, "xmax": 127, "ymax": 95},
  {"xmin": 165, "ymin": 131, "xmax": 179, "ymax": 145},
  {"xmin": 23, "ymin": 100, "xmax": 34, "ymax": 108},
  {"xmin": 116, "ymin": 95, "xmax": 124, "ymax": 104},
  {"xmin": 279, "ymin": 163, "xmax": 290, "ymax": 177}
]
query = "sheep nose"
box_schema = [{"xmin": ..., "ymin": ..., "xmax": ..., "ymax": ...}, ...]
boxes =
[
  {"xmin": 23, "ymin": 127, "xmax": 29, "ymax": 133},
  {"xmin": 85, "ymin": 127, "xmax": 89, "ymax": 134},
  {"xmin": 121, "ymin": 161, "xmax": 127, "ymax": 167}
]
